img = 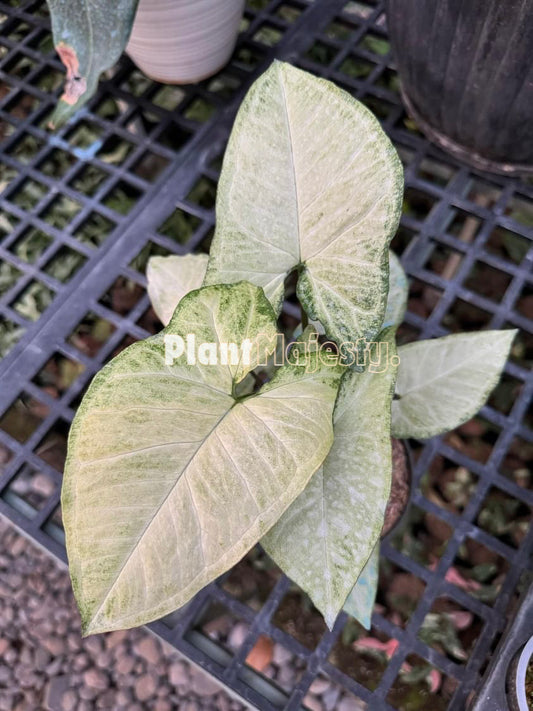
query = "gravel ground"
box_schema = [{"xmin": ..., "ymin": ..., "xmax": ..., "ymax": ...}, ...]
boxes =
[{"xmin": 0, "ymin": 516, "xmax": 247, "ymax": 711}]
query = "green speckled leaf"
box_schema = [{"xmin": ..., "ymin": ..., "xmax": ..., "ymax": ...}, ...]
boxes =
[
  {"xmin": 147, "ymin": 254, "xmax": 208, "ymax": 326},
  {"xmin": 392, "ymin": 330, "xmax": 517, "ymax": 439},
  {"xmin": 343, "ymin": 544, "xmax": 379, "ymax": 629},
  {"xmin": 262, "ymin": 328, "xmax": 398, "ymax": 629},
  {"xmin": 63, "ymin": 282, "xmax": 341, "ymax": 634},
  {"xmin": 383, "ymin": 251, "xmax": 408, "ymax": 329},
  {"xmin": 47, "ymin": 0, "xmax": 139, "ymax": 128},
  {"xmin": 204, "ymin": 61, "xmax": 403, "ymax": 344}
]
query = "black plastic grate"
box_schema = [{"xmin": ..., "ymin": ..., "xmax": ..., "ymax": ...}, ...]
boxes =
[{"xmin": 0, "ymin": 1, "xmax": 532, "ymax": 709}]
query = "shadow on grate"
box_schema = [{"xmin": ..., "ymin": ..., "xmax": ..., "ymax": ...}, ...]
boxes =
[{"xmin": 0, "ymin": 0, "xmax": 532, "ymax": 710}]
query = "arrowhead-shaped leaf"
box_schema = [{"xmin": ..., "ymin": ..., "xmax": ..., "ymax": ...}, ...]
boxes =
[
  {"xmin": 262, "ymin": 328, "xmax": 398, "ymax": 629},
  {"xmin": 392, "ymin": 330, "xmax": 517, "ymax": 439},
  {"xmin": 383, "ymin": 251, "xmax": 408, "ymax": 329},
  {"xmin": 47, "ymin": 0, "xmax": 139, "ymax": 128},
  {"xmin": 204, "ymin": 61, "xmax": 403, "ymax": 344},
  {"xmin": 62, "ymin": 282, "xmax": 341, "ymax": 634},
  {"xmin": 343, "ymin": 544, "xmax": 379, "ymax": 629},
  {"xmin": 147, "ymin": 254, "xmax": 208, "ymax": 326}
]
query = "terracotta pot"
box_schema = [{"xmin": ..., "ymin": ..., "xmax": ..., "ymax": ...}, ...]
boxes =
[
  {"xmin": 381, "ymin": 438, "xmax": 411, "ymax": 538},
  {"xmin": 126, "ymin": 0, "xmax": 246, "ymax": 85}
]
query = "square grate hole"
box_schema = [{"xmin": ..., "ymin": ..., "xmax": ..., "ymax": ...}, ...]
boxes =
[
  {"xmin": 424, "ymin": 241, "xmax": 464, "ymax": 280},
  {"xmin": 376, "ymin": 558, "xmax": 426, "ymax": 629},
  {"xmin": 357, "ymin": 31, "xmax": 390, "ymax": 57},
  {"xmin": 99, "ymin": 276, "xmax": 144, "ymax": 317},
  {"xmin": 418, "ymin": 157, "xmax": 456, "ymax": 188},
  {"xmin": 476, "ymin": 486, "xmax": 532, "ymax": 549},
  {"xmin": 343, "ymin": 1, "xmax": 377, "ymax": 20},
  {"xmin": 129, "ymin": 240, "xmax": 172, "ymax": 274},
  {"xmin": 66, "ymin": 120, "xmax": 104, "ymax": 150},
  {"xmin": 187, "ymin": 176, "xmax": 217, "ymax": 209},
  {"xmin": 68, "ymin": 311, "xmax": 117, "ymax": 357},
  {"xmin": 403, "ymin": 187, "xmax": 439, "ymax": 221},
  {"xmin": 43, "ymin": 246, "xmax": 87, "ymax": 283},
  {"xmin": 183, "ymin": 97, "xmax": 217, "ymax": 123},
  {"xmin": 97, "ymin": 134, "xmax": 136, "ymax": 166},
  {"xmin": 443, "ymin": 416, "xmax": 502, "ymax": 466},
  {"xmin": 151, "ymin": 85, "xmax": 186, "ymax": 111},
  {"xmin": 442, "ymin": 297, "xmax": 493, "ymax": 332},
  {"xmin": 5, "ymin": 91, "xmax": 41, "ymax": 119},
  {"xmin": 38, "ymin": 148, "xmax": 76, "ymax": 179},
  {"xmin": 11, "ymin": 178, "xmax": 48, "ymax": 210},
  {"xmin": 7, "ymin": 133, "xmax": 44, "ymax": 165},
  {"xmin": 120, "ymin": 68, "xmax": 153, "ymax": 98},
  {"xmin": 500, "ymin": 436, "xmax": 532, "ymax": 488},
  {"xmin": 488, "ymin": 372, "xmax": 524, "ymax": 416},
  {"xmin": 451, "ymin": 537, "xmax": 510, "ymax": 606},
  {"xmin": 73, "ymin": 212, "xmax": 116, "ymax": 248},
  {"xmin": 11, "ymin": 279, "xmax": 54, "ymax": 322},
  {"xmin": 339, "ymin": 54, "xmax": 377, "ymax": 80},
  {"xmin": 155, "ymin": 122, "xmax": 192, "ymax": 152},
  {"xmin": 422, "ymin": 455, "xmax": 478, "ymax": 515},
  {"xmin": 0, "ymin": 316, "xmax": 25, "ymax": 358},
  {"xmin": 193, "ymin": 601, "xmax": 250, "ymax": 657},
  {"xmin": 386, "ymin": 653, "xmax": 458, "ymax": 710},
  {"xmin": 40, "ymin": 195, "xmax": 82, "ymax": 230},
  {"xmin": 234, "ymin": 44, "xmax": 264, "ymax": 72},
  {"xmin": 102, "ymin": 180, "xmax": 142, "ymax": 216},
  {"xmin": 206, "ymin": 73, "xmax": 242, "ymax": 100},
  {"xmin": 33, "ymin": 66, "xmax": 63, "ymax": 93},
  {"xmin": 9, "ymin": 227, "xmax": 53, "ymax": 263},
  {"xmin": 305, "ymin": 40, "xmax": 338, "ymax": 66},
  {"xmin": 35, "ymin": 418, "xmax": 70, "ymax": 473},
  {"xmin": 157, "ymin": 207, "xmax": 201, "ymax": 244},
  {"xmin": 408, "ymin": 277, "xmax": 444, "ymax": 318},
  {"xmin": 69, "ymin": 164, "xmax": 110, "ymax": 197},
  {"xmin": 390, "ymin": 503, "xmax": 453, "ymax": 569},
  {"xmin": 32, "ymin": 351, "xmax": 86, "ymax": 399},
  {"xmin": 486, "ymin": 225, "xmax": 531, "ymax": 265},
  {"xmin": 276, "ymin": 4, "xmax": 303, "ymax": 24},
  {"xmin": 506, "ymin": 193, "xmax": 533, "ymax": 229},
  {"xmin": 418, "ymin": 598, "xmax": 483, "ymax": 664},
  {"xmin": 0, "ymin": 260, "xmax": 22, "ymax": 297},
  {"xmin": 0, "ymin": 393, "xmax": 48, "ymax": 444},
  {"xmin": 93, "ymin": 93, "xmax": 132, "ymax": 122},
  {"xmin": 3, "ymin": 53, "xmax": 37, "ymax": 79},
  {"xmin": 329, "ymin": 621, "xmax": 394, "ymax": 691},
  {"xmin": 463, "ymin": 261, "xmax": 512, "ymax": 303},
  {"xmin": 517, "ymin": 284, "xmax": 533, "ymax": 321},
  {"xmin": 2, "ymin": 464, "xmax": 56, "ymax": 519},
  {"xmin": 325, "ymin": 19, "xmax": 356, "ymax": 41},
  {"xmin": 253, "ymin": 24, "xmax": 284, "ymax": 46},
  {"xmin": 131, "ymin": 151, "xmax": 170, "ymax": 183},
  {"xmin": 273, "ymin": 589, "xmax": 327, "ymax": 651},
  {"xmin": 243, "ymin": 637, "xmax": 306, "ymax": 693},
  {"xmin": 0, "ymin": 162, "xmax": 19, "ymax": 196}
]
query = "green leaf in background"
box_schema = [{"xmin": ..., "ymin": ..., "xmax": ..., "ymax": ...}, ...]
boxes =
[
  {"xmin": 204, "ymin": 61, "xmax": 403, "ymax": 344},
  {"xmin": 343, "ymin": 544, "xmax": 379, "ymax": 629},
  {"xmin": 47, "ymin": 0, "xmax": 139, "ymax": 128},
  {"xmin": 392, "ymin": 330, "xmax": 517, "ymax": 439},
  {"xmin": 147, "ymin": 254, "xmax": 208, "ymax": 326},
  {"xmin": 383, "ymin": 251, "xmax": 408, "ymax": 329},
  {"xmin": 62, "ymin": 281, "xmax": 342, "ymax": 634},
  {"xmin": 262, "ymin": 328, "xmax": 398, "ymax": 629}
]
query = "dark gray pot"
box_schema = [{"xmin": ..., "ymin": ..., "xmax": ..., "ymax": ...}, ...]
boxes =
[{"xmin": 386, "ymin": 0, "xmax": 533, "ymax": 175}]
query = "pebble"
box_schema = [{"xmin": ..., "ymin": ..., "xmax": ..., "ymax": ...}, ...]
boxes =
[
  {"xmin": 134, "ymin": 673, "xmax": 157, "ymax": 701},
  {"xmin": 0, "ymin": 517, "xmax": 246, "ymax": 710},
  {"xmin": 134, "ymin": 636, "xmax": 161, "ymax": 665},
  {"xmin": 338, "ymin": 697, "xmax": 367, "ymax": 711}
]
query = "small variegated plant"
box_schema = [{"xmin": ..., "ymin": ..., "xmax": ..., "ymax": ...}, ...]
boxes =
[{"xmin": 62, "ymin": 62, "xmax": 516, "ymax": 636}]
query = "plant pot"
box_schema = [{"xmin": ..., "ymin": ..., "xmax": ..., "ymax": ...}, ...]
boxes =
[
  {"xmin": 508, "ymin": 636, "xmax": 533, "ymax": 711},
  {"xmin": 381, "ymin": 438, "xmax": 411, "ymax": 538},
  {"xmin": 126, "ymin": 0, "xmax": 246, "ymax": 85},
  {"xmin": 386, "ymin": 0, "xmax": 533, "ymax": 175}
]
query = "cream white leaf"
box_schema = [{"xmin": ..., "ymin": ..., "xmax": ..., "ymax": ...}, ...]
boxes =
[
  {"xmin": 383, "ymin": 251, "xmax": 408, "ymax": 329},
  {"xmin": 62, "ymin": 282, "xmax": 341, "ymax": 635},
  {"xmin": 343, "ymin": 544, "xmax": 379, "ymax": 629},
  {"xmin": 147, "ymin": 254, "xmax": 208, "ymax": 326},
  {"xmin": 262, "ymin": 328, "xmax": 398, "ymax": 629},
  {"xmin": 392, "ymin": 330, "xmax": 517, "ymax": 439},
  {"xmin": 204, "ymin": 61, "xmax": 403, "ymax": 343}
]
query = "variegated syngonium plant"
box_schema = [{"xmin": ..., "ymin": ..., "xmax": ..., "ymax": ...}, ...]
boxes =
[{"xmin": 63, "ymin": 62, "xmax": 516, "ymax": 636}]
